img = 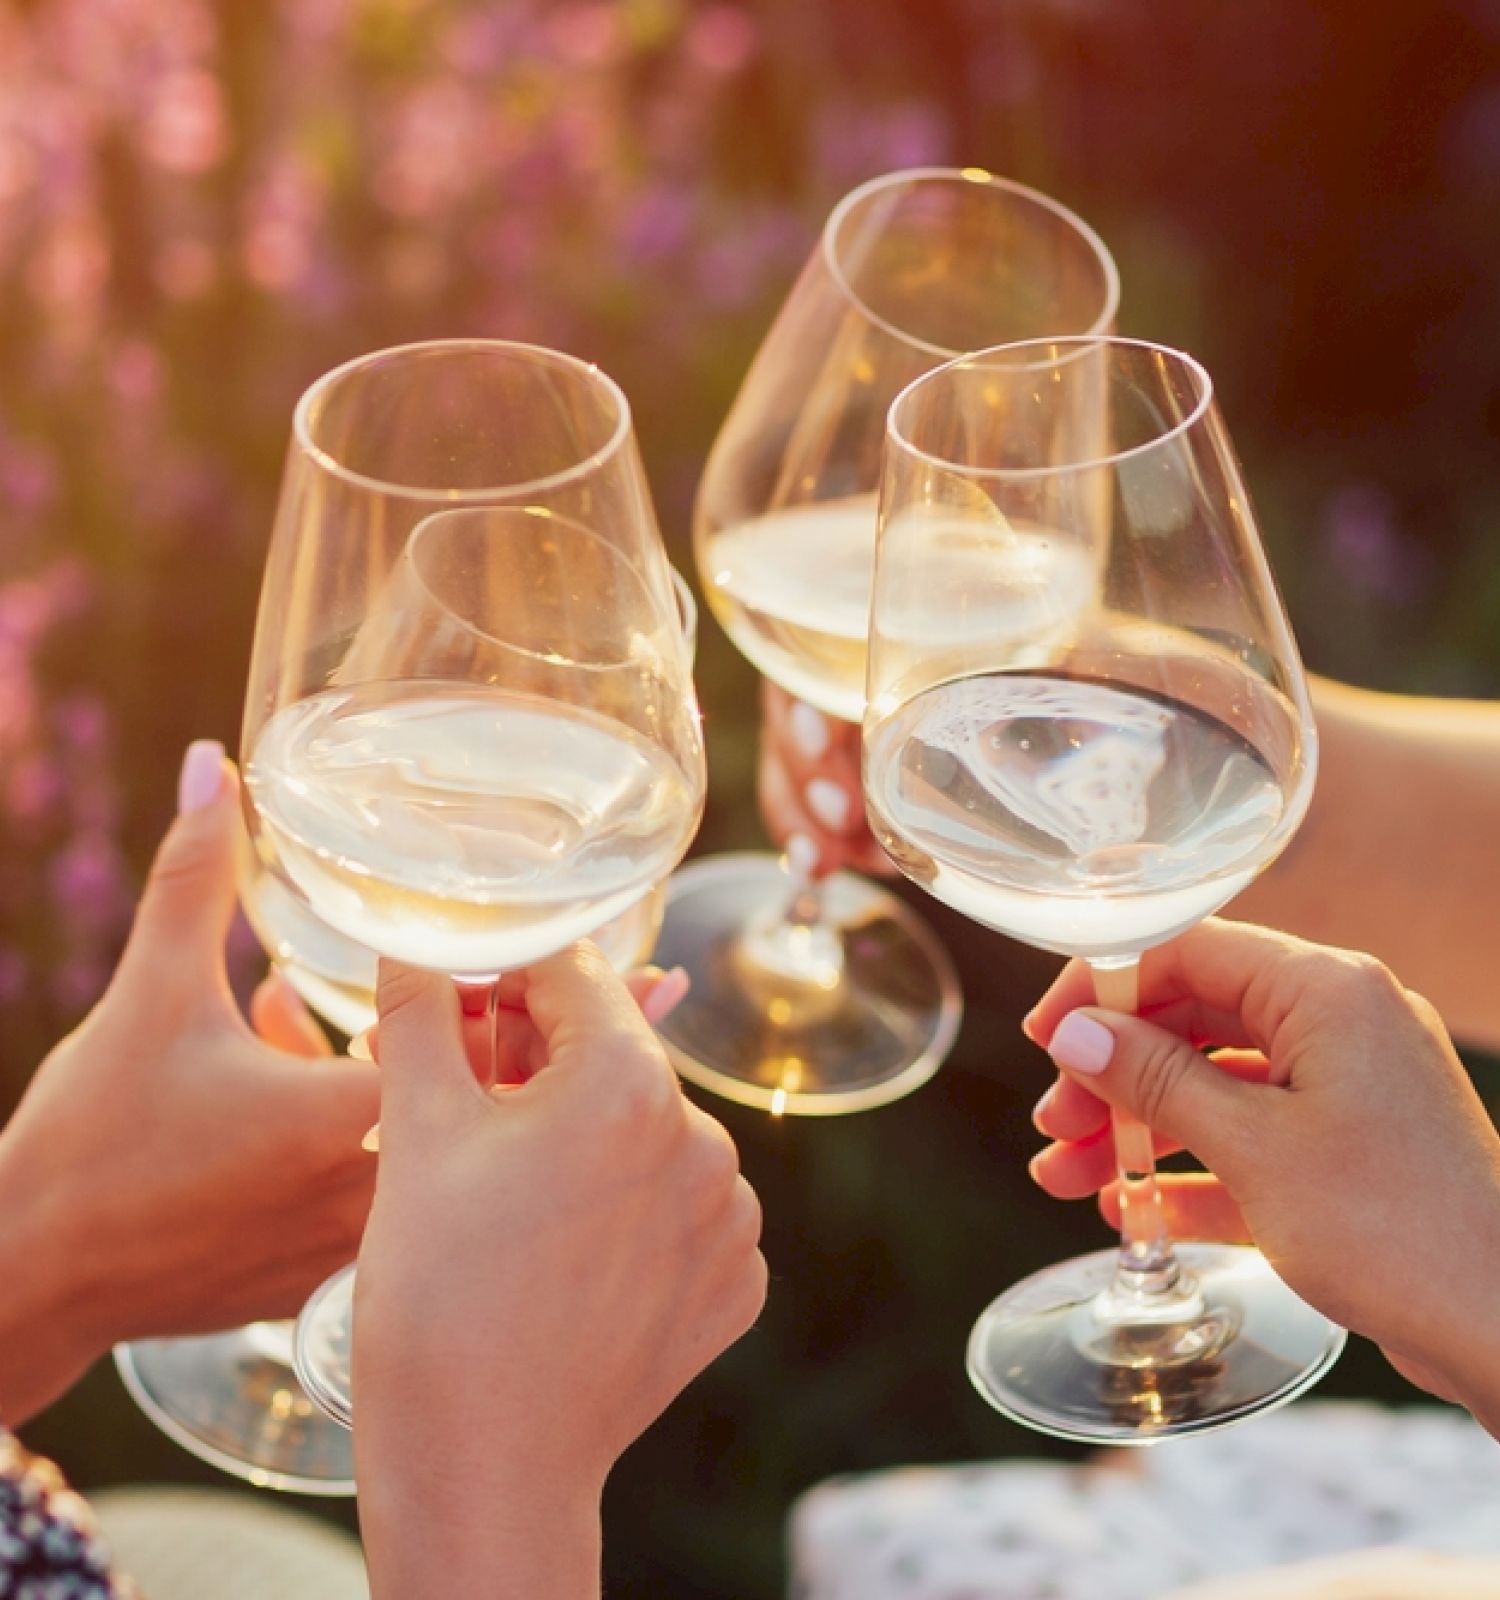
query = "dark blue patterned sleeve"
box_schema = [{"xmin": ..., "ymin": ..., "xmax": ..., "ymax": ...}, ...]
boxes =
[{"xmin": 0, "ymin": 1431, "xmax": 137, "ymax": 1598}]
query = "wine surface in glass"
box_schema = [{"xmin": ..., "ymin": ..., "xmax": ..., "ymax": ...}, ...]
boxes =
[
  {"xmin": 706, "ymin": 496, "xmax": 1097, "ymax": 724},
  {"xmin": 865, "ymin": 672, "xmax": 1288, "ymax": 962},
  {"xmin": 247, "ymin": 681, "xmax": 695, "ymax": 975},
  {"xmin": 239, "ymin": 848, "xmax": 669, "ymax": 1038}
]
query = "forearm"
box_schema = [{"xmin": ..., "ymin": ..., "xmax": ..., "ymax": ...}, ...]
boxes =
[
  {"xmin": 1232, "ymin": 676, "xmax": 1500, "ymax": 1051},
  {"xmin": 359, "ymin": 1469, "xmax": 602, "ymax": 1600},
  {"xmin": 0, "ymin": 1135, "xmax": 101, "ymax": 1424}
]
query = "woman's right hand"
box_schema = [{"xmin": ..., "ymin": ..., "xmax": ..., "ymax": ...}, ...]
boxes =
[
  {"xmin": 354, "ymin": 946, "xmax": 767, "ymax": 1600},
  {"xmin": 1025, "ymin": 919, "xmax": 1500, "ymax": 1432}
]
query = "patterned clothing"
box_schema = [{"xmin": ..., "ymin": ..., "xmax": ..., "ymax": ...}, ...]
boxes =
[{"xmin": 0, "ymin": 1431, "xmax": 135, "ymax": 1599}]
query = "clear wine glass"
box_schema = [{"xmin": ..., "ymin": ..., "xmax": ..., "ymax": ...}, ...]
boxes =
[
  {"xmin": 653, "ymin": 167, "xmax": 1120, "ymax": 1114},
  {"xmin": 863, "ymin": 336, "xmax": 1346, "ymax": 1443},
  {"xmin": 111, "ymin": 566, "xmax": 700, "ymax": 1494},
  {"xmin": 222, "ymin": 339, "xmax": 703, "ymax": 1434}
]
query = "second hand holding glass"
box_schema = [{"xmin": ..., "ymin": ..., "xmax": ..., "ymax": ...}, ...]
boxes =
[
  {"xmin": 238, "ymin": 339, "xmax": 703, "ymax": 1430},
  {"xmin": 863, "ymin": 336, "xmax": 1346, "ymax": 1443},
  {"xmin": 110, "ymin": 571, "xmax": 700, "ymax": 1493}
]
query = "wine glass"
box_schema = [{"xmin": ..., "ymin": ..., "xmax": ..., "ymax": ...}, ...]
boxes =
[
  {"xmin": 225, "ymin": 339, "xmax": 702, "ymax": 1434},
  {"xmin": 653, "ymin": 167, "xmax": 1119, "ymax": 1114},
  {"xmin": 863, "ymin": 336, "xmax": 1346, "ymax": 1443},
  {"xmin": 111, "ymin": 567, "xmax": 701, "ymax": 1496}
]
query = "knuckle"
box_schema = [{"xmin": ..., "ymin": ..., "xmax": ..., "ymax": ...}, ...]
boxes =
[
  {"xmin": 1400, "ymin": 984, "xmax": 1443, "ymax": 1030},
  {"xmin": 1316, "ymin": 950, "xmax": 1406, "ymax": 1015},
  {"xmin": 376, "ymin": 964, "xmax": 433, "ymax": 1021},
  {"xmin": 687, "ymin": 1115, "xmax": 742, "ymax": 1192},
  {"xmin": 595, "ymin": 1050, "xmax": 679, "ymax": 1130},
  {"xmin": 1130, "ymin": 1031, "xmax": 1192, "ymax": 1129}
]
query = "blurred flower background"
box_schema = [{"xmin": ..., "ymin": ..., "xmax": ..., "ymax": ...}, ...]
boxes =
[{"xmin": 2, "ymin": 0, "xmax": 1498, "ymax": 1594}]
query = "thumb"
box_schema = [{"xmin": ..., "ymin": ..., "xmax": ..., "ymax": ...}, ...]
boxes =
[
  {"xmin": 373, "ymin": 958, "xmax": 484, "ymax": 1137},
  {"xmin": 114, "ymin": 740, "xmax": 239, "ymax": 1001},
  {"xmin": 1046, "ymin": 1008, "xmax": 1260, "ymax": 1170}
]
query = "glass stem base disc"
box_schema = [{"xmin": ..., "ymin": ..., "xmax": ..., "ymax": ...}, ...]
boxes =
[
  {"xmin": 967, "ymin": 1243, "xmax": 1346, "ymax": 1445},
  {"xmin": 650, "ymin": 852, "xmax": 962, "ymax": 1115},
  {"xmin": 293, "ymin": 1264, "xmax": 356, "ymax": 1431},
  {"xmin": 113, "ymin": 1326, "xmax": 355, "ymax": 1495}
]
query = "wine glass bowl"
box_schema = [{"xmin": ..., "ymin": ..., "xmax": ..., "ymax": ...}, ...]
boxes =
[
  {"xmin": 864, "ymin": 336, "xmax": 1343, "ymax": 1443},
  {"xmin": 654, "ymin": 168, "xmax": 1120, "ymax": 1114}
]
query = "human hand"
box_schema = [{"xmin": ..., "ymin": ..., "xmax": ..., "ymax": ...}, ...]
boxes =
[
  {"xmin": 0, "ymin": 741, "xmax": 380, "ymax": 1424},
  {"xmin": 759, "ymin": 681, "xmax": 891, "ymax": 877},
  {"xmin": 354, "ymin": 947, "xmax": 766, "ymax": 1600},
  {"xmin": 1025, "ymin": 919, "xmax": 1500, "ymax": 1427}
]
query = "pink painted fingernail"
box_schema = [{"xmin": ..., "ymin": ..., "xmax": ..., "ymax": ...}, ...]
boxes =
[
  {"xmin": 788, "ymin": 701, "xmax": 831, "ymax": 760},
  {"xmin": 177, "ymin": 739, "xmax": 225, "ymax": 814},
  {"xmin": 805, "ymin": 777, "xmax": 851, "ymax": 831},
  {"xmin": 1032, "ymin": 1081, "xmax": 1059, "ymax": 1125},
  {"xmin": 642, "ymin": 966, "xmax": 690, "ymax": 1025},
  {"xmin": 785, "ymin": 833, "xmax": 819, "ymax": 877},
  {"xmin": 1048, "ymin": 1012, "xmax": 1115, "ymax": 1076}
]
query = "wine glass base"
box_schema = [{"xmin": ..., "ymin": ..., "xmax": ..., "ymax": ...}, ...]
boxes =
[
  {"xmin": 967, "ymin": 1243, "xmax": 1347, "ymax": 1446},
  {"xmin": 650, "ymin": 852, "xmax": 962, "ymax": 1115},
  {"xmin": 114, "ymin": 1326, "xmax": 355, "ymax": 1495},
  {"xmin": 293, "ymin": 1264, "xmax": 356, "ymax": 1431}
]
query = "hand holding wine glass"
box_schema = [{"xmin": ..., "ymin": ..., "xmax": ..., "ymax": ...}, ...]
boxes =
[
  {"xmin": 1025, "ymin": 917, "xmax": 1500, "ymax": 1437},
  {"xmin": 863, "ymin": 336, "xmax": 1343, "ymax": 1442},
  {"xmin": 355, "ymin": 948, "xmax": 767, "ymax": 1600}
]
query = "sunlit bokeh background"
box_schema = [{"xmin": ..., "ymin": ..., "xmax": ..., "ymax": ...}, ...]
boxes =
[{"xmin": 2, "ymin": 1, "xmax": 1499, "ymax": 1593}]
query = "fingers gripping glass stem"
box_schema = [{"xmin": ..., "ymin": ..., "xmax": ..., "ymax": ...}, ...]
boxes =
[{"xmin": 1091, "ymin": 961, "xmax": 1180, "ymax": 1289}]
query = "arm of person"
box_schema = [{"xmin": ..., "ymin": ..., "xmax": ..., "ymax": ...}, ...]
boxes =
[
  {"xmin": 1024, "ymin": 918, "xmax": 1500, "ymax": 1438},
  {"xmin": 354, "ymin": 950, "xmax": 767, "ymax": 1600},
  {"xmin": 0, "ymin": 742, "xmax": 381, "ymax": 1426},
  {"xmin": 1231, "ymin": 675, "xmax": 1500, "ymax": 1052}
]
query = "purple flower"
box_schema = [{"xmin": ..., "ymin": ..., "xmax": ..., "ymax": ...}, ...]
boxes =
[
  {"xmin": 685, "ymin": 6, "xmax": 759, "ymax": 75},
  {"xmin": 1321, "ymin": 484, "xmax": 1435, "ymax": 608},
  {"xmin": 48, "ymin": 831, "xmax": 131, "ymax": 932}
]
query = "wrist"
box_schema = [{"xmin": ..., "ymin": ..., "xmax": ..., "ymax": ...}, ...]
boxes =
[
  {"xmin": 1417, "ymin": 1207, "xmax": 1500, "ymax": 1442},
  {"xmin": 359, "ymin": 1452, "xmax": 603, "ymax": 1600},
  {"xmin": 0, "ymin": 1131, "xmax": 104, "ymax": 1422}
]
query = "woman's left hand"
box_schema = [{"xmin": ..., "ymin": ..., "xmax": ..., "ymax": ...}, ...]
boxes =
[{"xmin": 0, "ymin": 741, "xmax": 380, "ymax": 1424}]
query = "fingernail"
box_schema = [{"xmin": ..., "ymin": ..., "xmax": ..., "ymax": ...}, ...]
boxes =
[
  {"xmin": 1021, "ymin": 1005, "xmax": 1042, "ymax": 1043},
  {"xmin": 361, "ymin": 1123, "xmax": 380, "ymax": 1153},
  {"xmin": 348, "ymin": 1029, "xmax": 375, "ymax": 1062},
  {"xmin": 177, "ymin": 739, "xmax": 225, "ymax": 814},
  {"xmin": 805, "ymin": 777, "xmax": 851, "ymax": 831},
  {"xmin": 1048, "ymin": 1012, "xmax": 1115, "ymax": 1076},
  {"xmin": 1032, "ymin": 1080, "xmax": 1058, "ymax": 1126},
  {"xmin": 785, "ymin": 833, "xmax": 819, "ymax": 878},
  {"xmin": 642, "ymin": 966, "xmax": 690, "ymax": 1025},
  {"xmin": 788, "ymin": 701, "xmax": 831, "ymax": 760}
]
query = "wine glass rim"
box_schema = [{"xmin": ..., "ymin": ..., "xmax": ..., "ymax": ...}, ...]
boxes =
[
  {"xmin": 886, "ymin": 335, "xmax": 1216, "ymax": 480},
  {"xmin": 821, "ymin": 167, "xmax": 1121, "ymax": 361},
  {"xmin": 292, "ymin": 338, "xmax": 634, "ymax": 503}
]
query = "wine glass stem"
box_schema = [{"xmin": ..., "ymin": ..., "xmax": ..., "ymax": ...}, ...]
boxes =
[
  {"xmin": 1090, "ymin": 959, "xmax": 1182, "ymax": 1294},
  {"xmin": 731, "ymin": 839, "xmax": 846, "ymax": 994}
]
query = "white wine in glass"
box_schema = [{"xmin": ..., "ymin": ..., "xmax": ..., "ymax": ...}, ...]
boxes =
[
  {"xmin": 654, "ymin": 166, "xmax": 1121, "ymax": 1115},
  {"xmin": 865, "ymin": 336, "xmax": 1345, "ymax": 1444},
  {"xmin": 241, "ymin": 339, "xmax": 701, "ymax": 1432}
]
